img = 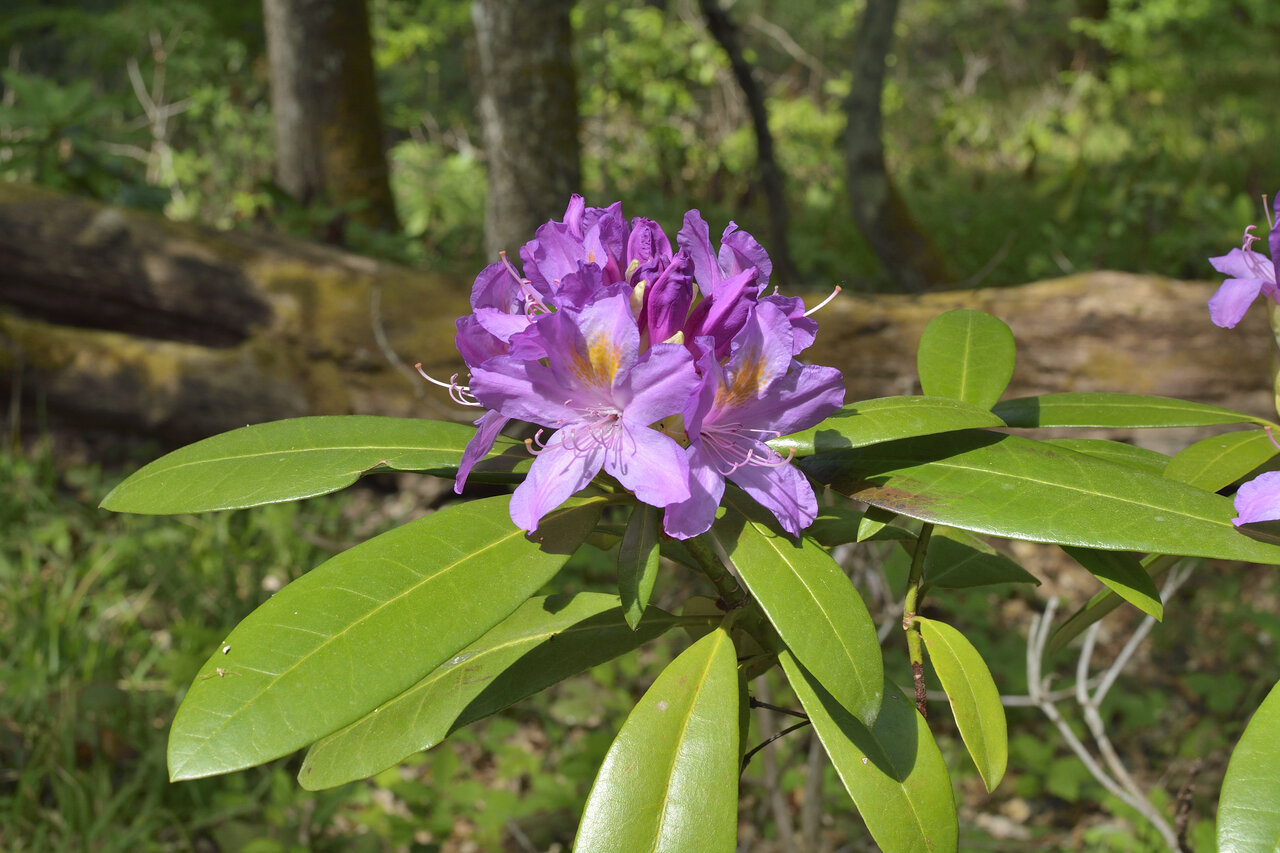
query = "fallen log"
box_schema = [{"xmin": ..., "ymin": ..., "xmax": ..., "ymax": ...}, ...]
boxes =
[{"xmin": 0, "ymin": 182, "xmax": 1270, "ymax": 452}]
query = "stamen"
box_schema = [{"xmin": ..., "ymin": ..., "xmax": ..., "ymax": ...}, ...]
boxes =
[
  {"xmin": 523, "ymin": 429, "xmax": 553, "ymax": 455},
  {"xmin": 1266, "ymin": 425, "xmax": 1280, "ymax": 453},
  {"xmin": 804, "ymin": 285, "xmax": 842, "ymax": 317},
  {"xmin": 415, "ymin": 363, "xmax": 481, "ymax": 407},
  {"xmin": 1264, "ymin": 195, "xmax": 1275, "ymax": 231},
  {"xmin": 499, "ymin": 250, "xmax": 550, "ymax": 317},
  {"xmin": 1242, "ymin": 225, "xmax": 1260, "ymax": 252}
]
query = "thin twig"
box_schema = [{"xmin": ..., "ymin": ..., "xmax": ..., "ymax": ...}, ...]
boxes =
[
  {"xmin": 741, "ymin": 720, "xmax": 812, "ymax": 770},
  {"xmin": 1027, "ymin": 597, "xmax": 1181, "ymax": 851},
  {"xmin": 749, "ymin": 697, "xmax": 809, "ymax": 720},
  {"xmin": 1173, "ymin": 759, "xmax": 1202, "ymax": 852},
  {"xmin": 752, "ymin": 678, "xmax": 796, "ymax": 853}
]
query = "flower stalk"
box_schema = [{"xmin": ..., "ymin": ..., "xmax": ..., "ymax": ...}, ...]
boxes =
[{"xmin": 902, "ymin": 521, "xmax": 935, "ymax": 718}]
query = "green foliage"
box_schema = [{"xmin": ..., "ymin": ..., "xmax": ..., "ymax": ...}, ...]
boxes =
[
  {"xmin": 90, "ymin": 307, "xmax": 1280, "ymax": 851},
  {"xmin": 916, "ymin": 310, "xmax": 1016, "ymax": 410},
  {"xmin": 1217, "ymin": 679, "xmax": 1280, "ymax": 852},
  {"xmin": 4, "ymin": 0, "xmax": 1277, "ymax": 286}
]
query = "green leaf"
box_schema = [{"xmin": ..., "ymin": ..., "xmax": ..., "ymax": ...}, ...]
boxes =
[
  {"xmin": 1047, "ymin": 554, "xmax": 1184, "ymax": 655},
  {"xmin": 993, "ymin": 393, "xmax": 1270, "ymax": 429},
  {"xmin": 915, "ymin": 617, "xmax": 1007, "ymax": 792},
  {"xmin": 769, "ymin": 395, "xmax": 1006, "ymax": 457},
  {"xmin": 806, "ymin": 504, "xmax": 913, "ymax": 548},
  {"xmin": 1218, "ymin": 679, "xmax": 1280, "ymax": 853},
  {"xmin": 101, "ymin": 416, "xmax": 527, "ymax": 514},
  {"xmin": 573, "ymin": 628, "xmax": 739, "ymax": 853},
  {"xmin": 619, "ymin": 504, "xmax": 661, "ymax": 630},
  {"xmin": 807, "ymin": 430, "xmax": 1280, "ymax": 564},
  {"xmin": 1165, "ymin": 429, "xmax": 1280, "ymax": 491},
  {"xmin": 299, "ymin": 593, "xmax": 679, "ymax": 789},
  {"xmin": 780, "ymin": 653, "xmax": 958, "ymax": 853},
  {"xmin": 1060, "ymin": 546, "xmax": 1163, "ymax": 620},
  {"xmin": 916, "ymin": 309, "xmax": 1016, "ymax": 410},
  {"xmin": 167, "ymin": 495, "xmax": 601, "ymax": 781},
  {"xmin": 1042, "ymin": 438, "xmax": 1169, "ymax": 476},
  {"xmin": 915, "ymin": 526, "xmax": 1040, "ymax": 591},
  {"xmin": 712, "ymin": 495, "xmax": 884, "ymax": 725}
]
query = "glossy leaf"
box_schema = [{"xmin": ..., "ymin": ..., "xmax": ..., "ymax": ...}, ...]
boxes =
[
  {"xmin": 1218, "ymin": 679, "xmax": 1280, "ymax": 853},
  {"xmin": 807, "ymin": 430, "xmax": 1280, "ymax": 564},
  {"xmin": 1048, "ymin": 554, "xmax": 1183, "ymax": 655},
  {"xmin": 712, "ymin": 495, "xmax": 884, "ymax": 724},
  {"xmin": 1060, "ymin": 545, "xmax": 1162, "ymax": 620},
  {"xmin": 101, "ymin": 416, "xmax": 526, "ymax": 514},
  {"xmin": 915, "ymin": 526, "xmax": 1040, "ymax": 591},
  {"xmin": 807, "ymin": 504, "xmax": 913, "ymax": 548},
  {"xmin": 916, "ymin": 309, "xmax": 1016, "ymax": 410},
  {"xmin": 1164, "ymin": 429, "xmax": 1279, "ymax": 491},
  {"xmin": 1042, "ymin": 438, "xmax": 1169, "ymax": 476},
  {"xmin": 855, "ymin": 504, "xmax": 906, "ymax": 537},
  {"xmin": 780, "ymin": 653, "xmax": 958, "ymax": 853},
  {"xmin": 573, "ymin": 628, "xmax": 739, "ymax": 853},
  {"xmin": 168, "ymin": 495, "xmax": 602, "ymax": 781},
  {"xmin": 916, "ymin": 617, "xmax": 1007, "ymax": 792},
  {"xmin": 993, "ymin": 393, "xmax": 1269, "ymax": 429},
  {"xmin": 299, "ymin": 593, "xmax": 679, "ymax": 789},
  {"xmin": 769, "ymin": 395, "xmax": 1005, "ymax": 457},
  {"xmin": 619, "ymin": 504, "xmax": 661, "ymax": 629}
]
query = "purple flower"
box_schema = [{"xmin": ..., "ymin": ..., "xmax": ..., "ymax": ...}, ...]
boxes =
[
  {"xmin": 470, "ymin": 288, "xmax": 700, "ymax": 533},
  {"xmin": 443, "ymin": 197, "xmax": 847, "ymax": 539},
  {"xmin": 1233, "ymin": 470, "xmax": 1280, "ymax": 526},
  {"xmin": 1208, "ymin": 192, "xmax": 1280, "ymax": 329},
  {"xmin": 664, "ymin": 301, "xmax": 845, "ymax": 538},
  {"xmin": 1208, "ymin": 229, "xmax": 1277, "ymax": 329}
]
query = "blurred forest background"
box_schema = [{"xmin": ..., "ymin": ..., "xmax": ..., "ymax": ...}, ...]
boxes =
[{"xmin": 3, "ymin": 0, "xmax": 1280, "ymax": 851}]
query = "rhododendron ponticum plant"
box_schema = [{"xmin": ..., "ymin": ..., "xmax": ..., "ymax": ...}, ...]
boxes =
[{"xmin": 103, "ymin": 195, "xmax": 1280, "ymax": 853}]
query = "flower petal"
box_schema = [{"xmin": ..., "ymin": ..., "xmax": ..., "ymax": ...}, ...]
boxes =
[
  {"xmin": 454, "ymin": 410, "xmax": 509, "ymax": 494},
  {"xmin": 469, "ymin": 356, "xmax": 576, "ymax": 426},
  {"xmin": 663, "ymin": 450, "xmax": 725, "ymax": 539},
  {"xmin": 729, "ymin": 459, "xmax": 818, "ymax": 537},
  {"xmin": 1233, "ymin": 470, "xmax": 1280, "ymax": 526},
  {"xmin": 1210, "ymin": 248, "xmax": 1274, "ymax": 283},
  {"xmin": 1270, "ymin": 193, "xmax": 1280, "ymax": 265},
  {"xmin": 620, "ymin": 342, "xmax": 699, "ymax": 425},
  {"xmin": 761, "ymin": 293, "xmax": 818, "ymax": 354},
  {"xmin": 606, "ymin": 423, "xmax": 691, "ymax": 508},
  {"xmin": 538, "ymin": 288, "xmax": 638, "ymax": 397},
  {"xmin": 1208, "ymin": 277, "xmax": 1265, "ymax": 329},
  {"xmin": 719, "ymin": 221, "xmax": 771, "ymax": 291},
  {"xmin": 643, "ymin": 250, "xmax": 695, "ymax": 344},
  {"xmin": 730, "ymin": 363, "xmax": 846, "ymax": 439},
  {"xmin": 685, "ymin": 266, "xmax": 759, "ymax": 360},
  {"xmin": 677, "ymin": 209, "xmax": 721, "ymax": 296},
  {"xmin": 510, "ymin": 439, "xmax": 605, "ymax": 533},
  {"xmin": 724, "ymin": 300, "xmax": 795, "ymax": 394}
]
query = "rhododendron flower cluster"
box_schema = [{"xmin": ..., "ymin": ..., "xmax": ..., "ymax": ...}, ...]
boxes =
[{"xmin": 444, "ymin": 196, "xmax": 845, "ymax": 539}]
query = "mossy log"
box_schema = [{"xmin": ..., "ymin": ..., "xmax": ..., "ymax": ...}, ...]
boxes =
[{"xmin": 0, "ymin": 182, "xmax": 1268, "ymax": 451}]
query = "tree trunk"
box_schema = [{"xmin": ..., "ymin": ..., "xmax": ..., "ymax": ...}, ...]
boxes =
[
  {"xmin": 263, "ymin": 0, "xmax": 399, "ymax": 231},
  {"xmin": 698, "ymin": 0, "xmax": 801, "ymax": 286},
  {"xmin": 471, "ymin": 0, "xmax": 581, "ymax": 259},
  {"xmin": 0, "ymin": 183, "xmax": 1261, "ymax": 458},
  {"xmin": 843, "ymin": 0, "xmax": 952, "ymax": 292}
]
